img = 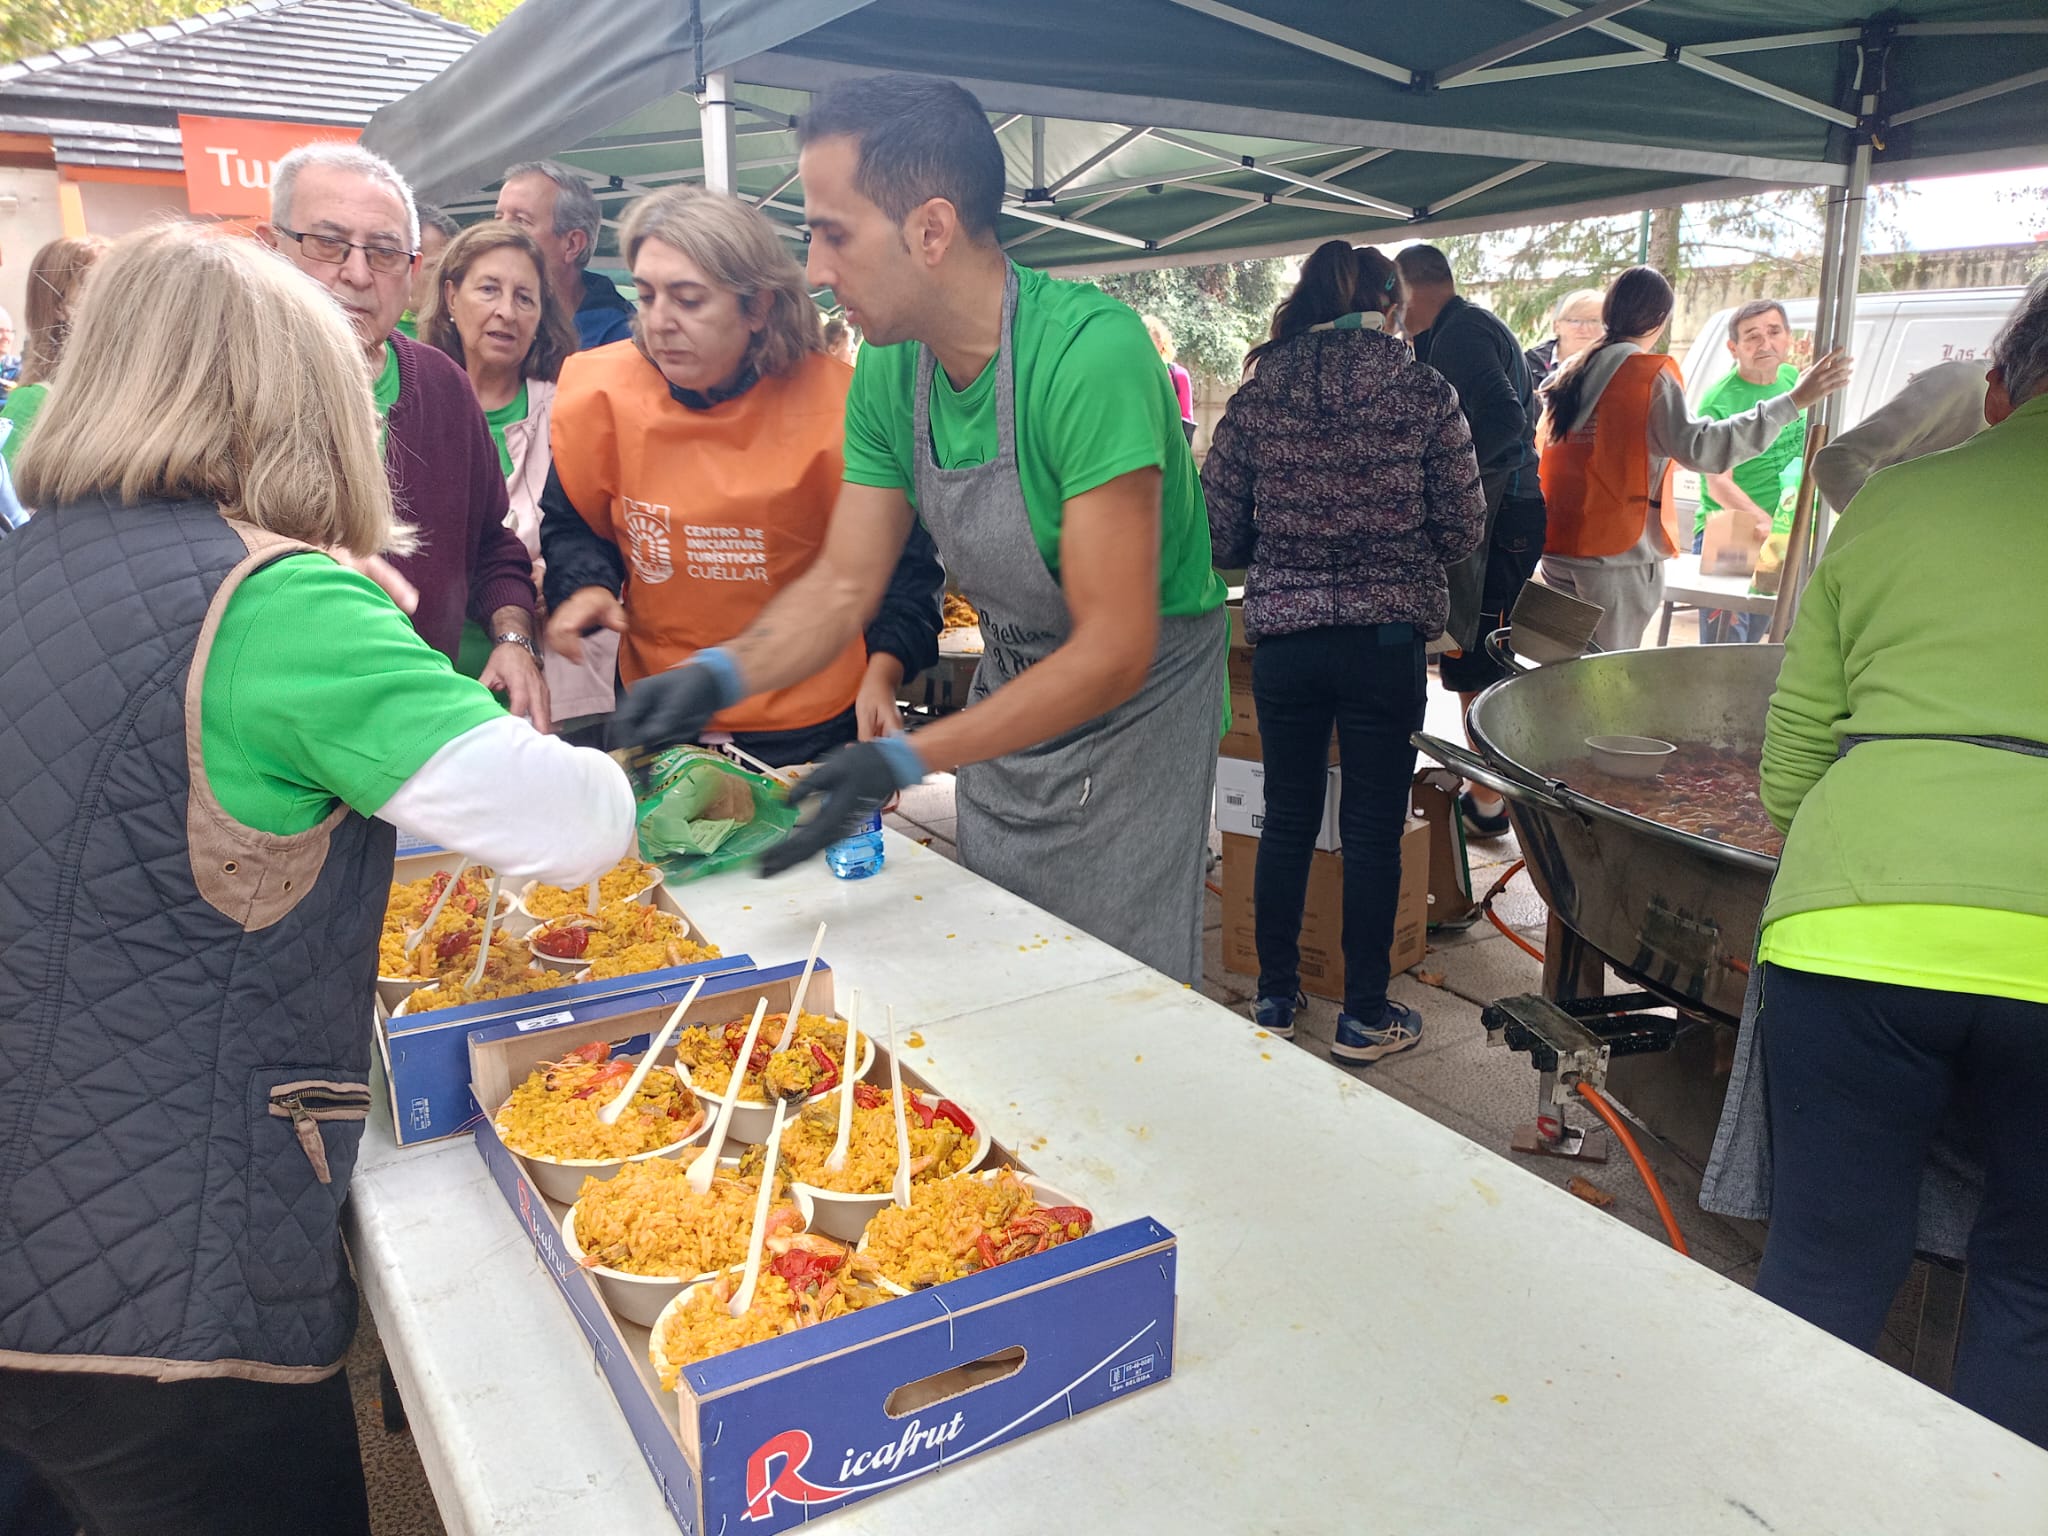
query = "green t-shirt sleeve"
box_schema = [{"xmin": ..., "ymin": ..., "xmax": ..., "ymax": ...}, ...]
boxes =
[
  {"xmin": 1041, "ymin": 310, "xmax": 1172, "ymax": 503},
  {"xmin": 842, "ymin": 344, "xmax": 915, "ymax": 492},
  {"xmin": 204, "ymin": 555, "xmax": 509, "ymax": 834},
  {"xmin": 0, "ymin": 383, "xmax": 48, "ymax": 471}
]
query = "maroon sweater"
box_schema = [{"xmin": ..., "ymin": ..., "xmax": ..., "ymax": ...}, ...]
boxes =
[{"xmin": 383, "ymin": 333, "xmax": 536, "ymax": 660}]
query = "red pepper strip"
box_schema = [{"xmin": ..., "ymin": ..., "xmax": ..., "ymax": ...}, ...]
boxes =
[
  {"xmin": 935, "ymin": 1100, "xmax": 975, "ymax": 1137},
  {"xmin": 975, "ymin": 1231, "xmax": 1000, "ymax": 1271},
  {"xmin": 853, "ymin": 1083, "xmax": 885, "ymax": 1110},
  {"xmin": 907, "ymin": 1095, "xmax": 938, "ymax": 1130},
  {"xmin": 770, "ymin": 1249, "xmax": 843, "ymax": 1288},
  {"xmin": 807, "ymin": 1042, "xmax": 840, "ymax": 1095}
]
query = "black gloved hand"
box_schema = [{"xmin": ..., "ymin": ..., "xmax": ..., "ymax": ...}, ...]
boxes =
[
  {"xmin": 606, "ymin": 649, "xmax": 745, "ymax": 764},
  {"xmin": 757, "ymin": 737, "xmax": 927, "ymax": 877}
]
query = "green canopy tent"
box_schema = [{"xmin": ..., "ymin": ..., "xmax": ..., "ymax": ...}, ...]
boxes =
[{"xmin": 362, "ymin": 0, "xmax": 2048, "ymax": 603}]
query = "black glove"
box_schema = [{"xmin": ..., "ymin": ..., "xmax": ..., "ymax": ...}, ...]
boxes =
[
  {"xmin": 606, "ymin": 648, "xmax": 745, "ymax": 761},
  {"xmin": 757, "ymin": 737, "xmax": 927, "ymax": 877}
]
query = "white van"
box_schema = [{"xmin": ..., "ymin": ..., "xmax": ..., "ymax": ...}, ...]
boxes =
[{"xmin": 1670, "ymin": 285, "xmax": 2021, "ymax": 523}]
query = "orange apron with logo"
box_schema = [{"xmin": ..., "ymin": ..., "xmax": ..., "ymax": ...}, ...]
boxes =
[
  {"xmin": 551, "ymin": 345, "xmax": 863, "ymax": 735},
  {"xmin": 1538, "ymin": 352, "xmax": 1684, "ymax": 559}
]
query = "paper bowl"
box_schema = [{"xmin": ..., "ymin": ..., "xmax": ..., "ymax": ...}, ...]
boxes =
[
  {"xmin": 683, "ymin": 1035, "xmax": 877, "ymax": 1154},
  {"xmin": 527, "ymin": 908, "xmax": 694, "ymax": 972},
  {"xmin": 859, "ymin": 1173, "xmax": 1087, "ymax": 1297},
  {"xmin": 562, "ymin": 1162, "xmax": 814, "ymax": 1328},
  {"xmin": 497, "ymin": 1088, "xmax": 710, "ymax": 1205},
  {"xmin": 1585, "ymin": 734, "xmax": 1677, "ymax": 780},
  {"xmin": 792, "ymin": 1092, "xmax": 992, "ymax": 1243},
  {"xmin": 515, "ymin": 874, "xmax": 660, "ymax": 927},
  {"xmin": 378, "ymin": 891, "xmax": 520, "ymax": 1007},
  {"xmin": 387, "ymin": 962, "xmax": 569, "ymax": 1019}
]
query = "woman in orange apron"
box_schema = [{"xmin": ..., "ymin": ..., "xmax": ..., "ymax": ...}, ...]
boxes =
[{"xmin": 540, "ymin": 186, "xmax": 941, "ymax": 766}]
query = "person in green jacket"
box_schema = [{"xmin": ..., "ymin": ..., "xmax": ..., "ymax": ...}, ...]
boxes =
[
  {"xmin": 0, "ymin": 235, "xmax": 107, "ymax": 475},
  {"xmin": 1752, "ymin": 271, "xmax": 2048, "ymax": 1449}
]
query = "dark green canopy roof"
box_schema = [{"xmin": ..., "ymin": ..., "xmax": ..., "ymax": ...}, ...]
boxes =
[{"xmin": 364, "ymin": 0, "xmax": 2048, "ymax": 270}]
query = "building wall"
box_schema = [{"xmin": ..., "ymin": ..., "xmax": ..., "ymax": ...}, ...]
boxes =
[
  {"xmin": 74, "ymin": 178, "xmax": 190, "ymax": 237},
  {"xmin": 0, "ymin": 167, "xmax": 66, "ymax": 352}
]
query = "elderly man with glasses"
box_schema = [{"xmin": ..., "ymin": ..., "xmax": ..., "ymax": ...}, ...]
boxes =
[{"xmin": 261, "ymin": 142, "xmax": 550, "ymax": 730}]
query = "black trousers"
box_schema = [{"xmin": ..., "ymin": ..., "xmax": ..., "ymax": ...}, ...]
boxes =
[
  {"xmin": 1754, "ymin": 962, "xmax": 2048, "ymax": 1448},
  {"xmin": 0, "ymin": 1366, "xmax": 372, "ymax": 1536},
  {"xmin": 1251, "ymin": 623, "xmax": 1425, "ymax": 1020}
]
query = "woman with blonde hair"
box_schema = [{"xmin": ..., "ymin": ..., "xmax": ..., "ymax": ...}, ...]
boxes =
[
  {"xmin": 542, "ymin": 184, "xmax": 941, "ymax": 765},
  {"xmin": 0, "ymin": 234, "xmax": 108, "ymax": 472},
  {"xmin": 421, "ymin": 218, "xmax": 618, "ymax": 732},
  {"xmin": 0, "ymin": 222, "xmax": 632, "ymax": 1534}
]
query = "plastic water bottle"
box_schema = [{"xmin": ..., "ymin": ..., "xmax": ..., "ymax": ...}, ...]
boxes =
[{"xmin": 825, "ymin": 810, "xmax": 886, "ymax": 880}]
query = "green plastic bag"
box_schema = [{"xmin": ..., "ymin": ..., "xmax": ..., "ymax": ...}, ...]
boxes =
[{"xmin": 633, "ymin": 747, "xmax": 798, "ymax": 882}]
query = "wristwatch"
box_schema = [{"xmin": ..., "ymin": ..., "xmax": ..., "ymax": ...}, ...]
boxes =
[{"xmin": 493, "ymin": 630, "xmax": 539, "ymax": 661}]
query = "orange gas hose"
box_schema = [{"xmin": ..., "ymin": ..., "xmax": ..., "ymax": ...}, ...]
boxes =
[
  {"xmin": 1478, "ymin": 859, "xmax": 1546, "ymax": 962},
  {"xmin": 1572, "ymin": 1080, "xmax": 1690, "ymax": 1257}
]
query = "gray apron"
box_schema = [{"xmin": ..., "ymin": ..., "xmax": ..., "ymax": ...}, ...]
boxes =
[{"xmin": 910, "ymin": 266, "xmax": 1226, "ymax": 983}]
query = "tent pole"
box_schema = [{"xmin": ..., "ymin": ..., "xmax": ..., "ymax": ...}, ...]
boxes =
[{"xmin": 701, "ymin": 68, "xmax": 738, "ymax": 194}]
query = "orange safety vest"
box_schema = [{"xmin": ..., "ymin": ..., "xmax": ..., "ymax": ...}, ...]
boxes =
[
  {"xmin": 1538, "ymin": 352, "xmax": 1684, "ymax": 560},
  {"xmin": 550, "ymin": 344, "xmax": 864, "ymax": 735}
]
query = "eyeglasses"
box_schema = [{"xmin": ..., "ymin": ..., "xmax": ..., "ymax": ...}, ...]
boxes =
[
  {"xmin": 274, "ymin": 227, "xmax": 415, "ymax": 275},
  {"xmin": 1558, "ymin": 316, "xmax": 1603, "ymax": 331}
]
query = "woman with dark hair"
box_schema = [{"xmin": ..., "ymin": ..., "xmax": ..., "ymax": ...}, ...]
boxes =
[
  {"xmin": 1203, "ymin": 241, "xmax": 1485, "ymax": 1061},
  {"xmin": 1537, "ymin": 265, "xmax": 1850, "ymax": 651},
  {"xmin": 420, "ymin": 219, "xmax": 617, "ymax": 731},
  {"xmin": 0, "ymin": 236, "xmax": 108, "ymax": 473}
]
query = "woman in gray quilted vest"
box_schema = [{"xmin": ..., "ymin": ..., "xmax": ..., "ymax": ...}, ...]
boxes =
[{"xmin": 0, "ymin": 225, "xmax": 636, "ymax": 1533}]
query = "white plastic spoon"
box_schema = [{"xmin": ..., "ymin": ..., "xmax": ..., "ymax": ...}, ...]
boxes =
[
  {"xmin": 729, "ymin": 1096, "xmax": 789, "ymax": 1318},
  {"xmin": 465, "ymin": 874, "xmax": 501, "ymax": 988},
  {"xmin": 822, "ymin": 992, "xmax": 861, "ymax": 1175},
  {"xmin": 685, "ymin": 998, "xmax": 768, "ymax": 1195},
  {"xmin": 596, "ymin": 975, "xmax": 706, "ymax": 1127},
  {"xmin": 886, "ymin": 1004, "xmax": 911, "ymax": 1210},
  {"xmin": 587, "ymin": 877, "xmax": 600, "ymax": 916},
  {"xmin": 403, "ymin": 856, "xmax": 469, "ymax": 955},
  {"xmin": 773, "ymin": 922, "xmax": 828, "ymax": 1051}
]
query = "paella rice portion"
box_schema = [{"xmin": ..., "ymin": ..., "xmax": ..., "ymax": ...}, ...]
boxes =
[
  {"xmin": 652, "ymin": 1237, "xmax": 886, "ymax": 1386},
  {"xmin": 379, "ymin": 869, "xmax": 521, "ymax": 981},
  {"xmin": 405, "ymin": 958, "xmax": 561, "ymax": 1012},
  {"xmin": 523, "ymin": 857, "xmax": 663, "ymax": 920},
  {"xmin": 674, "ymin": 1013, "xmax": 852, "ymax": 1104},
  {"xmin": 572, "ymin": 1157, "xmax": 804, "ymax": 1278},
  {"xmin": 749, "ymin": 1087, "xmax": 979, "ymax": 1194},
  {"xmin": 383, "ymin": 866, "xmax": 497, "ymax": 929},
  {"xmin": 863, "ymin": 1169, "xmax": 1093, "ymax": 1291},
  {"xmin": 529, "ymin": 900, "xmax": 703, "ymax": 965},
  {"xmin": 582, "ymin": 934, "xmax": 722, "ymax": 980},
  {"xmin": 493, "ymin": 1040, "xmax": 703, "ymax": 1161}
]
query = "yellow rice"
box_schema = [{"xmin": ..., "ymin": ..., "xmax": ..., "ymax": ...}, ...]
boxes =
[
  {"xmin": 583, "ymin": 936, "xmax": 722, "ymax": 980},
  {"xmin": 863, "ymin": 1169, "xmax": 1092, "ymax": 1290},
  {"xmin": 572, "ymin": 1159, "xmax": 803, "ymax": 1278},
  {"xmin": 493, "ymin": 1057, "xmax": 701, "ymax": 1161},
  {"xmin": 529, "ymin": 901, "xmax": 690, "ymax": 964},
  {"xmin": 405, "ymin": 961, "xmax": 562, "ymax": 1012},
  {"xmin": 523, "ymin": 858, "xmax": 662, "ymax": 920},
  {"xmin": 765, "ymin": 1092, "xmax": 978, "ymax": 1194},
  {"xmin": 675, "ymin": 1014, "xmax": 850, "ymax": 1105},
  {"xmin": 653, "ymin": 1250, "xmax": 884, "ymax": 1386},
  {"xmin": 382, "ymin": 867, "xmax": 497, "ymax": 929}
]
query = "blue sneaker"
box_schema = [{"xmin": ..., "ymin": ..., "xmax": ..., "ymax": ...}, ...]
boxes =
[
  {"xmin": 1331, "ymin": 1000, "xmax": 1424, "ymax": 1064},
  {"xmin": 1251, "ymin": 993, "xmax": 1303, "ymax": 1041}
]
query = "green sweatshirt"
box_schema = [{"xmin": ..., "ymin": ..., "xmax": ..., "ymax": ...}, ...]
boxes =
[{"xmin": 1758, "ymin": 392, "xmax": 2048, "ymax": 1001}]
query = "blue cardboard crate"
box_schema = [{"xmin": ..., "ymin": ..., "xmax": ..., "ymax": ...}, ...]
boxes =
[
  {"xmin": 469, "ymin": 1001, "xmax": 1175, "ymax": 1535},
  {"xmin": 376, "ymin": 845, "xmax": 744, "ymax": 1144}
]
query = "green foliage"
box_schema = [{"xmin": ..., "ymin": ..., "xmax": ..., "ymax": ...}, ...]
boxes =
[
  {"xmin": 1093, "ymin": 259, "xmax": 1289, "ymax": 385},
  {"xmin": 4, "ymin": 0, "xmax": 513, "ymax": 61}
]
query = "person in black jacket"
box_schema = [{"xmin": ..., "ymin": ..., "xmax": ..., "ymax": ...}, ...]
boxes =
[{"xmin": 1396, "ymin": 244, "xmax": 1547, "ymax": 841}]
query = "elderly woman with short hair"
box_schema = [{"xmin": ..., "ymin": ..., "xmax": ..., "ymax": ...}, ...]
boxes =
[
  {"xmin": 0, "ymin": 222, "xmax": 632, "ymax": 1533},
  {"xmin": 1751, "ymin": 271, "xmax": 2048, "ymax": 1449},
  {"xmin": 541, "ymin": 185, "xmax": 941, "ymax": 765}
]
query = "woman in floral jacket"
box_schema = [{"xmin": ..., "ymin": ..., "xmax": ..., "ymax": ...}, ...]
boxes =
[{"xmin": 1203, "ymin": 240, "xmax": 1485, "ymax": 1064}]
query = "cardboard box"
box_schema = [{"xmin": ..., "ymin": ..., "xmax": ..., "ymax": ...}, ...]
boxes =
[
  {"xmin": 1409, "ymin": 768, "xmax": 1480, "ymax": 928},
  {"xmin": 1219, "ymin": 820, "xmax": 1430, "ymax": 1003},
  {"xmin": 467, "ymin": 964, "xmax": 1177, "ymax": 1535},
  {"xmin": 1214, "ymin": 756, "xmax": 1341, "ymax": 852},
  {"xmin": 377, "ymin": 845, "xmax": 746, "ymax": 1145}
]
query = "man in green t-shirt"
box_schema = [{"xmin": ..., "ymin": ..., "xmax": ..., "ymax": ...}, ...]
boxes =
[
  {"xmin": 607, "ymin": 74, "xmax": 1228, "ymax": 982},
  {"xmin": 1695, "ymin": 298, "xmax": 1807, "ymax": 641}
]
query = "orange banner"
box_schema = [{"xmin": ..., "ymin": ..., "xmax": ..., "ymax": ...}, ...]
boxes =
[{"xmin": 177, "ymin": 115, "xmax": 360, "ymax": 218}]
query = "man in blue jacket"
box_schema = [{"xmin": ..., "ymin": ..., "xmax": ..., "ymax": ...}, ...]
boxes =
[{"xmin": 495, "ymin": 160, "xmax": 636, "ymax": 349}]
